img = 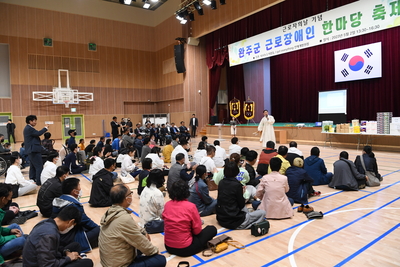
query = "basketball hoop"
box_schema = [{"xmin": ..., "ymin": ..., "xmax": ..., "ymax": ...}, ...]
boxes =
[{"xmin": 64, "ymin": 101, "xmax": 70, "ymax": 108}]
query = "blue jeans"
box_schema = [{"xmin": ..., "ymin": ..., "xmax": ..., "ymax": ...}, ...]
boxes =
[
  {"xmin": 111, "ymin": 171, "xmax": 118, "ymax": 180},
  {"xmin": 0, "ymin": 224, "xmax": 26, "ymax": 258},
  {"xmin": 128, "ymin": 251, "xmax": 166, "ymax": 267}
]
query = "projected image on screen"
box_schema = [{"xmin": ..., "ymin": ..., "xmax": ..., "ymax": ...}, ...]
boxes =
[{"xmin": 318, "ymin": 89, "xmax": 347, "ymax": 114}]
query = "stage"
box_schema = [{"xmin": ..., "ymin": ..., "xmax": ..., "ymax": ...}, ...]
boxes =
[{"xmin": 205, "ymin": 123, "xmax": 400, "ymax": 152}]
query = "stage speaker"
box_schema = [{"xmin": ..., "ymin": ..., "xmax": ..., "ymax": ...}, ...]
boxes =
[
  {"xmin": 187, "ymin": 37, "xmax": 200, "ymax": 46},
  {"xmin": 174, "ymin": 44, "xmax": 186, "ymax": 73}
]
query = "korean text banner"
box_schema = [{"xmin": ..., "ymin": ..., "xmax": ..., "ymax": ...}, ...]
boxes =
[
  {"xmin": 334, "ymin": 42, "xmax": 382, "ymax": 82},
  {"xmin": 228, "ymin": 0, "xmax": 400, "ymax": 67}
]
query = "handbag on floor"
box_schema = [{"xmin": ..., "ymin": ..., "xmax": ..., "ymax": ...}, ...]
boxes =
[
  {"xmin": 305, "ymin": 211, "xmax": 324, "ymax": 220},
  {"xmin": 144, "ymin": 219, "xmax": 164, "ymax": 234},
  {"xmin": 250, "ymin": 220, "xmax": 270, "ymax": 236},
  {"xmin": 359, "ymin": 155, "xmax": 380, "ymax": 187},
  {"xmin": 202, "ymin": 235, "xmax": 245, "ymax": 256}
]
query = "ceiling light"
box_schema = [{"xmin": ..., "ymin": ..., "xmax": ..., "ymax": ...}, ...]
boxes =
[
  {"xmin": 220, "ymin": 0, "xmax": 226, "ymax": 4},
  {"xmin": 150, "ymin": 0, "xmax": 158, "ymax": 2},
  {"xmin": 211, "ymin": 0, "xmax": 217, "ymax": 9},
  {"xmin": 189, "ymin": 13, "xmax": 195, "ymax": 21},
  {"xmin": 143, "ymin": 1, "xmax": 150, "ymax": 8},
  {"xmin": 119, "ymin": 0, "xmax": 132, "ymax": 4},
  {"xmin": 176, "ymin": 15, "xmax": 183, "ymax": 20},
  {"xmin": 203, "ymin": 0, "xmax": 211, "ymax": 5},
  {"xmin": 180, "ymin": 19, "xmax": 187, "ymax": 24},
  {"xmin": 193, "ymin": 1, "xmax": 204, "ymax": 15}
]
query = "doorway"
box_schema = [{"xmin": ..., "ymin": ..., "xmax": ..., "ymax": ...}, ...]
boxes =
[
  {"xmin": 0, "ymin": 113, "xmax": 12, "ymax": 143},
  {"xmin": 61, "ymin": 115, "xmax": 84, "ymax": 141}
]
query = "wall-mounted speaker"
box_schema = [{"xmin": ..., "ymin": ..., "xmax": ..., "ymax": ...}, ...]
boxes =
[
  {"xmin": 187, "ymin": 37, "xmax": 200, "ymax": 46},
  {"xmin": 174, "ymin": 44, "xmax": 185, "ymax": 73}
]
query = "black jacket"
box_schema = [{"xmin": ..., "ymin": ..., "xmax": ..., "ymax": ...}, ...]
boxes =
[
  {"xmin": 89, "ymin": 168, "xmax": 113, "ymax": 207},
  {"xmin": 245, "ymin": 163, "xmax": 260, "ymax": 187},
  {"xmin": 216, "ymin": 176, "xmax": 246, "ymax": 229},
  {"xmin": 22, "ymin": 218, "xmax": 72, "ymax": 266},
  {"xmin": 36, "ymin": 177, "xmax": 63, "ymax": 217}
]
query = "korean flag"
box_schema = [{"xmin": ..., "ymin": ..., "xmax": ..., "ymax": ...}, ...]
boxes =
[{"xmin": 334, "ymin": 42, "xmax": 382, "ymax": 83}]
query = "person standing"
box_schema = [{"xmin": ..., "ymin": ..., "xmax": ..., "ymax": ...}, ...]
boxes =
[
  {"xmin": 6, "ymin": 119, "xmax": 16, "ymax": 144},
  {"xmin": 110, "ymin": 116, "xmax": 120, "ymax": 140},
  {"xmin": 189, "ymin": 114, "xmax": 198, "ymax": 138},
  {"xmin": 257, "ymin": 110, "xmax": 276, "ymax": 144},
  {"xmin": 23, "ymin": 115, "xmax": 49, "ymax": 186}
]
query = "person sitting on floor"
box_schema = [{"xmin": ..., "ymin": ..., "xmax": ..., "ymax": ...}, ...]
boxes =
[
  {"xmin": 245, "ymin": 150, "xmax": 261, "ymax": 187},
  {"xmin": 171, "ymin": 138, "xmax": 191, "ymax": 165},
  {"xmin": 99, "ymin": 184, "xmax": 166, "ymax": 267},
  {"xmin": 304, "ymin": 147, "xmax": 333, "ymax": 185},
  {"xmin": 188, "ymin": 165, "xmax": 217, "ymax": 217},
  {"xmin": 228, "ymin": 137, "xmax": 242, "ymax": 156},
  {"xmin": 268, "ymin": 145, "xmax": 291, "ymax": 175},
  {"xmin": 162, "ymin": 139, "xmax": 174, "ymax": 163},
  {"xmin": 84, "ymin": 139, "xmax": 96, "ymax": 156},
  {"xmin": 163, "ymin": 180, "xmax": 217, "ymax": 257},
  {"xmin": 167, "ymin": 153, "xmax": 197, "ymax": 193},
  {"xmin": 193, "ymin": 141, "xmax": 207, "ymax": 164},
  {"xmin": 285, "ymin": 157, "xmax": 319, "ymax": 205},
  {"xmin": 139, "ymin": 169, "xmax": 165, "ymax": 234},
  {"xmin": 63, "ymin": 144, "xmax": 87, "ymax": 174},
  {"xmin": 138, "ymin": 158, "xmax": 152, "ymax": 196},
  {"xmin": 52, "ymin": 178, "xmax": 100, "ymax": 253},
  {"xmin": 212, "ymin": 140, "xmax": 227, "ymax": 168},
  {"xmin": 121, "ymin": 148, "xmax": 141, "ymax": 181},
  {"xmin": 286, "ymin": 141, "xmax": 304, "ymax": 166},
  {"xmin": 5, "ymin": 155, "xmax": 37, "ymax": 197},
  {"xmin": 258, "ymin": 141, "xmax": 278, "ymax": 165},
  {"xmin": 41, "ymin": 151, "xmax": 59, "ymax": 185},
  {"xmin": 254, "ymin": 157, "xmax": 294, "ymax": 219},
  {"xmin": 89, "ymin": 158, "xmax": 116, "ymax": 207},
  {"xmin": 23, "ymin": 205, "xmax": 93, "ymax": 267},
  {"xmin": 216, "ymin": 162, "xmax": 266, "ymax": 229},
  {"xmin": 0, "ymin": 183, "xmax": 27, "ymax": 265},
  {"xmin": 141, "ymin": 137, "xmax": 152, "ymax": 163},
  {"xmin": 37, "ymin": 166, "xmax": 69, "ymax": 217},
  {"xmin": 89, "ymin": 147, "xmax": 116, "ymax": 181},
  {"xmin": 354, "ymin": 145, "xmax": 382, "ymax": 181},
  {"xmin": 330, "ymin": 151, "xmax": 368, "ymax": 191}
]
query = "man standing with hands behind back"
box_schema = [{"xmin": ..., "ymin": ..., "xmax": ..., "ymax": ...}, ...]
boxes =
[
  {"xmin": 258, "ymin": 110, "xmax": 276, "ymax": 145},
  {"xmin": 6, "ymin": 119, "xmax": 16, "ymax": 144},
  {"xmin": 189, "ymin": 114, "xmax": 198, "ymax": 138},
  {"xmin": 23, "ymin": 115, "xmax": 49, "ymax": 186}
]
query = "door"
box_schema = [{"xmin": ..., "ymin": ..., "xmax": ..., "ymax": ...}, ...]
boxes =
[{"xmin": 61, "ymin": 115, "xmax": 84, "ymax": 141}]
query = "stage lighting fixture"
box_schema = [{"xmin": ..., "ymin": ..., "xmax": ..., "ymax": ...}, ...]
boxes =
[
  {"xmin": 178, "ymin": 9, "xmax": 189, "ymax": 18},
  {"xmin": 180, "ymin": 19, "xmax": 187, "ymax": 24},
  {"xmin": 220, "ymin": 0, "xmax": 226, "ymax": 4},
  {"xmin": 203, "ymin": 0, "xmax": 211, "ymax": 5},
  {"xmin": 143, "ymin": 1, "xmax": 150, "ymax": 8},
  {"xmin": 176, "ymin": 15, "xmax": 183, "ymax": 20},
  {"xmin": 188, "ymin": 13, "xmax": 195, "ymax": 21},
  {"xmin": 193, "ymin": 1, "xmax": 204, "ymax": 15},
  {"xmin": 211, "ymin": 0, "xmax": 217, "ymax": 9},
  {"xmin": 150, "ymin": 0, "xmax": 158, "ymax": 2}
]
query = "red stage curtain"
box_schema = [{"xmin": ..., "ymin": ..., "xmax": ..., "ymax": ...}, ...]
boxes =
[{"xmin": 227, "ymin": 64, "xmax": 246, "ymax": 123}]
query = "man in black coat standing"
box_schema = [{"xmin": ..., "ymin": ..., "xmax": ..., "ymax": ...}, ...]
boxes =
[
  {"xmin": 6, "ymin": 119, "xmax": 16, "ymax": 144},
  {"xmin": 189, "ymin": 114, "xmax": 198, "ymax": 138},
  {"xmin": 23, "ymin": 115, "xmax": 48, "ymax": 185},
  {"xmin": 110, "ymin": 116, "xmax": 120, "ymax": 140}
]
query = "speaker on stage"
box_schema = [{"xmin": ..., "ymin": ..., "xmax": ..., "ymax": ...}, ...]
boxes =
[{"xmin": 174, "ymin": 44, "xmax": 186, "ymax": 73}]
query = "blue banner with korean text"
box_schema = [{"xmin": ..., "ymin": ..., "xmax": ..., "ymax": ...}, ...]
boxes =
[{"xmin": 228, "ymin": 0, "xmax": 400, "ymax": 66}]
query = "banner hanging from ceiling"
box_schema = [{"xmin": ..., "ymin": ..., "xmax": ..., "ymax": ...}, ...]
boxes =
[{"xmin": 228, "ymin": 0, "xmax": 400, "ymax": 66}]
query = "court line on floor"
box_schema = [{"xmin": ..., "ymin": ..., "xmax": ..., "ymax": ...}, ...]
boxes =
[
  {"xmin": 191, "ymin": 179, "xmax": 400, "ymax": 267},
  {"xmin": 334, "ymin": 222, "xmax": 400, "ymax": 267},
  {"xmin": 288, "ymin": 207, "xmax": 400, "ymax": 267},
  {"xmin": 264, "ymin": 197, "xmax": 400, "ymax": 266}
]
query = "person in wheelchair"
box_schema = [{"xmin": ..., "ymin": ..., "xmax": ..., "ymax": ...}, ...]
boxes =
[{"xmin": 0, "ymin": 134, "xmax": 11, "ymax": 153}]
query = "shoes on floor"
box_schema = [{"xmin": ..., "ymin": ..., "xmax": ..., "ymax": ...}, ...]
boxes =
[
  {"xmin": 358, "ymin": 184, "xmax": 366, "ymax": 189},
  {"xmin": 297, "ymin": 204, "xmax": 304, "ymax": 212},
  {"xmin": 309, "ymin": 191, "xmax": 321, "ymax": 197},
  {"xmin": 302, "ymin": 205, "xmax": 314, "ymax": 213}
]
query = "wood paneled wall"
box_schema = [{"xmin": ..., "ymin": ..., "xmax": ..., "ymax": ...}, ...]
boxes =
[{"xmin": 189, "ymin": 0, "xmax": 284, "ymax": 38}]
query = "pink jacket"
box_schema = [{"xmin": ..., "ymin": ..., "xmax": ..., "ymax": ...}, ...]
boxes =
[
  {"xmin": 256, "ymin": 171, "xmax": 294, "ymax": 219},
  {"xmin": 162, "ymin": 200, "xmax": 203, "ymax": 248}
]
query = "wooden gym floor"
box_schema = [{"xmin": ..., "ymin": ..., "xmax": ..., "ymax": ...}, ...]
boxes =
[{"xmin": 1, "ymin": 137, "xmax": 399, "ymax": 267}]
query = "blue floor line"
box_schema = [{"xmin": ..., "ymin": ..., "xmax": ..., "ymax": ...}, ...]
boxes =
[
  {"xmin": 359, "ymin": 189, "xmax": 373, "ymax": 193},
  {"xmin": 191, "ymin": 179, "xmax": 400, "ymax": 267},
  {"xmin": 262, "ymin": 197, "xmax": 400, "ymax": 266},
  {"xmin": 79, "ymin": 173, "xmax": 92, "ymax": 183},
  {"xmin": 334, "ymin": 223, "xmax": 400, "ymax": 267}
]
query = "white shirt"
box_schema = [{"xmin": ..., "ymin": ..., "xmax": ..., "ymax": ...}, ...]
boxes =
[
  {"xmin": 6, "ymin": 165, "xmax": 34, "ymax": 187},
  {"xmin": 213, "ymin": 145, "xmax": 227, "ymax": 167},
  {"xmin": 171, "ymin": 145, "xmax": 190, "ymax": 165},
  {"xmin": 145, "ymin": 153, "xmax": 165, "ymax": 170},
  {"xmin": 199, "ymin": 156, "xmax": 217, "ymax": 173},
  {"xmin": 288, "ymin": 147, "xmax": 303, "ymax": 156},
  {"xmin": 121, "ymin": 154, "xmax": 137, "ymax": 176},
  {"xmin": 139, "ymin": 184, "xmax": 164, "ymax": 227},
  {"xmin": 229, "ymin": 144, "xmax": 242, "ymax": 156},
  {"xmin": 41, "ymin": 161, "xmax": 57, "ymax": 184},
  {"xmin": 193, "ymin": 149, "xmax": 207, "ymax": 164},
  {"xmin": 89, "ymin": 156, "xmax": 104, "ymax": 177}
]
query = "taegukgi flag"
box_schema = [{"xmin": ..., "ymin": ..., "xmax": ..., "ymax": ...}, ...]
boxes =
[{"xmin": 334, "ymin": 42, "xmax": 382, "ymax": 83}]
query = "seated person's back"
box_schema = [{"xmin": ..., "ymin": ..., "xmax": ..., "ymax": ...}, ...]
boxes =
[{"xmin": 89, "ymin": 158, "xmax": 116, "ymax": 207}]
